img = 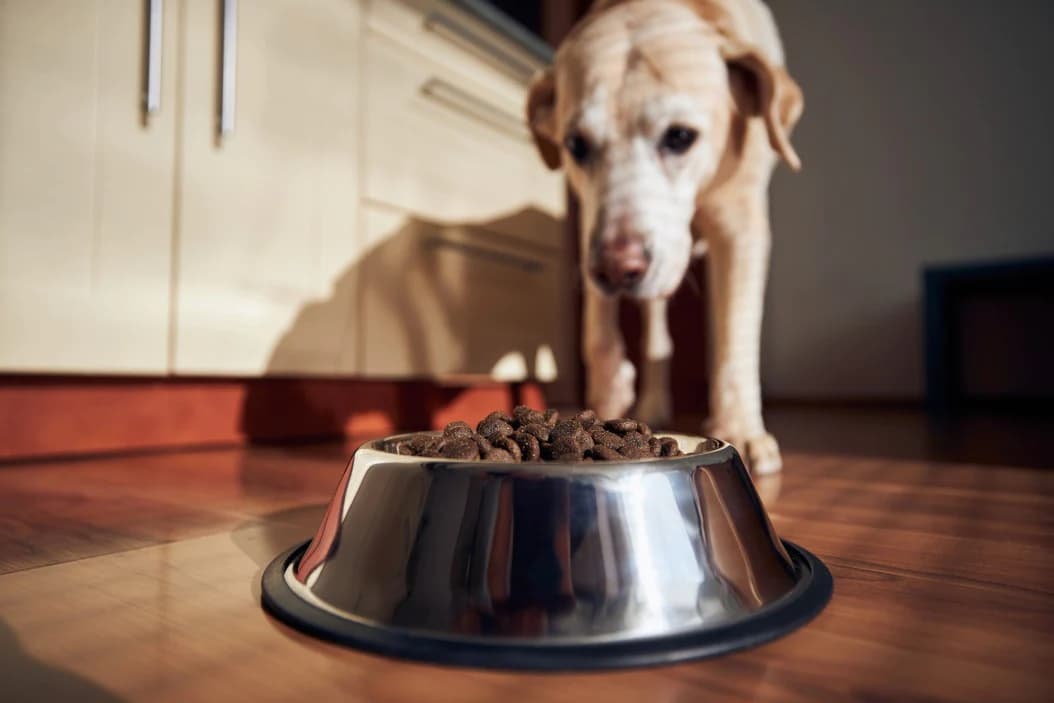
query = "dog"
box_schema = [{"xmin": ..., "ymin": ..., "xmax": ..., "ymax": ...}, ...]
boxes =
[{"xmin": 525, "ymin": 0, "xmax": 803, "ymax": 474}]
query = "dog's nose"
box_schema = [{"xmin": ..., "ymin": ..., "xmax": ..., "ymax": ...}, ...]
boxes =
[{"xmin": 594, "ymin": 237, "xmax": 650, "ymax": 291}]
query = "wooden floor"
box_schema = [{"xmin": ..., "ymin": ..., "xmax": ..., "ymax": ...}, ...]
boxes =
[{"xmin": 1, "ymin": 425, "xmax": 1052, "ymax": 702}]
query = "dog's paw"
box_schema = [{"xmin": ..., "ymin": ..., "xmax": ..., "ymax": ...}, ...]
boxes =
[
  {"xmin": 742, "ymin": 432, "xmax": 783, "ymax": 476},
  {"xmin": 589, "ymin": 359, "xmax": 636, "ymax": 420},
  {"xmin": 704, "ymin": 422, "xmax": 783, "ymax": 475}
]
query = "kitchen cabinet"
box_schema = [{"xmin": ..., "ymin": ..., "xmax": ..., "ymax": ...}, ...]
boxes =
[
  {"xmin": 172, "ymin": 0, "xmax": 362, "ymax": 375},
  {"xmin": 0, "ymin": 0, "xmax": 179, "ymax": 372},
  {"xmin": 0, "ymin": 0, "xmax": 570, "ymax": 393}
]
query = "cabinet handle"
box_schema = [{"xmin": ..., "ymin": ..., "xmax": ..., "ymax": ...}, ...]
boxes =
[
  {"xmin": 424, "ymin": 11, "xmax": 534, "ymax": 84},
  {"xmin": 425, "ymin": 237, "xmax": 545, "ymax": 274},
  {"xmin": 420, "ymin": 78, "xmax": 527, "ymax": 141},
  {"xmin": 144, "ymin": 0, "xmax": 163, "ymax": 118},
  {"xmin": 219, "ymin": 0, "xmax": 238, "ymax": 138}
]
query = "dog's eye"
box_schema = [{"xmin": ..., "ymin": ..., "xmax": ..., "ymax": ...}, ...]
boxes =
[
  {"xmin": 660, "ymin": 126, "xmax": 698, "ymax": 155},
  {"xmin": 563, "ymin": 132, "xmax": 592, "ymax": 165}
]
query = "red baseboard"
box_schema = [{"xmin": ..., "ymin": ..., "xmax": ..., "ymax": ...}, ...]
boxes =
[{"xmin": 0, "ymin": 375, "xmax": 547, "ymax": 462}]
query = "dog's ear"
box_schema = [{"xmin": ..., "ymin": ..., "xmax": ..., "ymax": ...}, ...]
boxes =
[
  {"xmin": 526, "ymin": 68, "xmax": 562, "ymax": 170},
  {"xmin": 723, "ymin": 45, "xmax": 804, "ymax": 171}
]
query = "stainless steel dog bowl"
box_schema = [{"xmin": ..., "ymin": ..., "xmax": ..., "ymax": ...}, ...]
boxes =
[{"xmin": 261, "ymin": 433, "xmax": 831, "ymax": 670}]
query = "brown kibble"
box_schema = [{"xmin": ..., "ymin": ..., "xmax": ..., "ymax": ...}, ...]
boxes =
[
  {"xmin": 660, "ymin": 437, "xmax": 681, "ymax": 457},
  {"xmin": 648, "ymin": 436, "xmax": 662, "ymax": 456},
  {"xmin": 622, "ymin": 431, "xmax": 649, "ymax": 450},
  {"xmin": 604, "ymin": 418, "xmax": 638, "ymax": 434},
  {"xmin": 439, "ymin": 437, "xmax": 480, "ymax": 460},
  {"xmin": 589, "ymin": 444, "xmax": 622, "ymax": 461},
  {"xmin": 385, "ymin": 408, "xmax": 688, "ymax": 463},
  {"xmin": 491, "ymin": 435, "xmax": 522, "ymax": 462},
  {"xmin": 620, "ymin": 444, "xmax": 653, "ymax": 460},
  {"xmin": 589, "ymin": 427, "xmax": 624, "ymax": 450},
  {"xmin": 575, "ymin": 409, "xmax": 597, "ymax": 429},
  {"xmin": 550, "ymin": 419, "xmax": 582, "ymax": 442},
  {"xmin": 512, "ymin": 431, "xmax": 541, "ymax": 461},
  {"xmin": 408, "ymin": 434, "xmax": 441, "ymax": 456},
  {"xmin": 513, "ymin": 405, "xmax": 547, "ymax": 427},
  {"xmin": 521, "ymin": 422, "xmax": 550, "ymax": 442},
  {"xmin": 477, "ymin": 416, "xmax": 515, "ymax": 440},
  {"xmin": 443, "ymin": 421, "xmax": 474, "ymax": 440},
  {"xmin": 472, "ymin": 433, "xmax": 493, "ymax": 455},
  {"xmin": 549, "ymin": 434, "xmax": 580, "ymax": 458},
  {"xmin": 551, "ymin": 420, "xmax": 594, "ymax": 455}
]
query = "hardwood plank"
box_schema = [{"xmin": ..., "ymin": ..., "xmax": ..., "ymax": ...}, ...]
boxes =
[
  {"xmin": 1, "ymin": 521, "xmax": 1049, "ymax": 703},
  {"xmin": 0, "ymin": 485, "xmax": 237, "ymax": 575},
  {"xmin": 0, "ymin": 443, "xmax": 348, "ymax": 574}
]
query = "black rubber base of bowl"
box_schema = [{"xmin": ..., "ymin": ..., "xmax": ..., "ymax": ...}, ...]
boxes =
[{"xmin": 261, "ymin": 540, "xmax": 832, "ymax": 671}]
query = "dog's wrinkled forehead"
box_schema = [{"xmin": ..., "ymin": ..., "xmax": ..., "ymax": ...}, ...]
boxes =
[{"xmin": 555, "ymin": 1, "xmax": 728, "ymax": 141}]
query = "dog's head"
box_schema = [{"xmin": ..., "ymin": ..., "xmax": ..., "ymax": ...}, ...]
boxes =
[{"xmin": 527, "ymin": 0, "xmax": 802, "ymax": 299}]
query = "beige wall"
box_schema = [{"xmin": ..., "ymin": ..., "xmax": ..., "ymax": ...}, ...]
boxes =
[{"xmin": 762, "ymin": 0, "xmax": 1054, "ymax": 399}]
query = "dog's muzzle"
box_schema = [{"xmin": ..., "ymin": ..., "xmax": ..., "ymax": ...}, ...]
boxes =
[{"xmin": 590, "ymin": 235, "xmax": 651, "ymax": 294}]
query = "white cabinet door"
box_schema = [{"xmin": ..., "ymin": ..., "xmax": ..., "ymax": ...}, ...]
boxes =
[
  {"xmin": 172, "ymin": 0, "xmax": 362, "ymax": 376},
  {"xmin": 0, "ymin": 0, "xmax": 179, "ymax": 373}
]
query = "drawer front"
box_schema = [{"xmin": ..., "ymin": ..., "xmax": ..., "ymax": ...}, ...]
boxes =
[
  {"xmin": 358, "ymin": 204, "xmax": 575, "ymax": 392},
  {"xmin": 367, "ymin": 0, "xmax": 545, "ymax": 93},
  {"xmin": 364, "ymin": 32, "xmax": 564, "ymax": 247}
]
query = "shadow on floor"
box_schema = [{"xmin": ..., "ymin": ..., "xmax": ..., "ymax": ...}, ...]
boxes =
[
  {"xmin": 230, "ymin": 503, "xmax": 329, "ymax": 602},
  {"xmin": 0, "ymin": 618, "xmax": 125, "ymax": 703}
]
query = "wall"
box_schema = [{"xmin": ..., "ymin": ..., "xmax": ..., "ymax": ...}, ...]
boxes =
[{"xmin": 763, "ymin": 0, "xmax": 1054, "ymax": 399}]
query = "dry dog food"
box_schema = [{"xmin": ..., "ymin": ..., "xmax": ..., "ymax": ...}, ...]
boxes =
[{"xmin": 382, "ymin": 406, "xmax": 686, "ymax": 462}]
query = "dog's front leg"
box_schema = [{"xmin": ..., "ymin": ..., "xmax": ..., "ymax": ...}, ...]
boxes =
[
  {"xmin": 704, "ymin": 209, "xmax": 782, "ymax": 474},
  {"xmin": 583, "ymin": 286, "xmax": 635, "ymax": 419},
  {"xmin": 634, "ymin": 298, "xmax": 673, "ymax": 429}
]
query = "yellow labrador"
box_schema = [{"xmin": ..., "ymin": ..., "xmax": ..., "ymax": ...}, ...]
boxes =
[{"xmin": 526, "ymin": 0, "xmax": 802, "ymax": 474}]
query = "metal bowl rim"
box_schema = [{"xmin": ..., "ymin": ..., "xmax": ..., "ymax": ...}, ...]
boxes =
[{"xmin": 361, "ymin": 431, "xmax": 733, "ymax": 475}]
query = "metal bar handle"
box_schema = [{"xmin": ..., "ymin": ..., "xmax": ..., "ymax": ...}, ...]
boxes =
[
  {"xmin": 420, "ymin": 78, "xmax": 527, "ymax": 141},
  {"xmin": 423, "ymin": 12, "xmax": 534, "ymax": 84},
  {"xmin": 219, "ymin": 0, "xmax": 238, "ymax": 138},
  {"xmin": 144, "ymin": 0, "xmax": 163, "ymax": 118},
  {"xmin": 425, "ymin": 237, "xmax": 545, "ymax": 274}
]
